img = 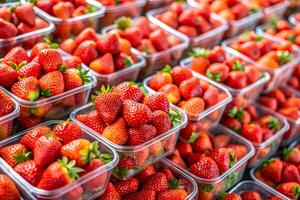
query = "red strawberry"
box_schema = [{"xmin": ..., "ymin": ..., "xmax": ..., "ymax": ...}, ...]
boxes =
[
  {"xmin": 0, "ymin": 19, "xmax": 17, "ymax": 39},
  {"xmin": 99, "ymin": 182, "xmax": 121, "ymax": 200},
  {"xmin": 283, "ymin": 147, "xmax": 300, "ymax": 165},
  {"xmin": 0, "ymin": 174, "xmax": 21, "ymax": 199},
  {"xmin": 63, "ymin": 68, "xmax": 89, "ymax": 91},
  {"xmin": 75, "ymin": 27, "xmax": 97, "ymax": 44},
  {"xmin": 82, "ymin": 159, "xmax": 107, "ymax": 192},
  {"xmin": 0, "ymin": 63, "xmax": 18, "ymax": 88},
  {"xmin": 96, "ymin": 32, "xmax": 119, "ymax": 54},
  {"xmin": 171, "ymin": 66, "xmax": 193, "ymax": 85},
  {"xmin": 103, "ymin": 118, "xmax": 128, "ymax": 145},
  {"xmin": 123, "ymin": 100, "xmax": 152, "ymax": 127},
  {"xmin": 282, "ymin": 164, "xmax": 300, "ymax": 183},
  {"xmin": 18, "ymin": 61, "xmax": 41, "ymax": 79},
  {"xmin": 180, "ymin": 97, "xmax": 205, "ymax": 119},
  {"xmin": 261, "ymin": 158, "xmax": 283, "ymax": 183},
  {"xmin": 240, "ymin": 191, "xmax": 262, "ymax": 200},
  {"xmin": 53, "ymin": 121, "xmax": 83, "ymax": 144},
  {"xmin": 15, "ymin": 3, "xmax": 36, "ymax": 27},
  {"xmin": 114, "ymin": 178, "xmax": 139, "ymax": 197},
  {"xmin": 177, "ymin": 142, "xmax": 193, "ymax": 158},
  {"xmin": 223, "ymin": 193, "xmax": 242, "ymax": 200},
  {"xmin": 0, "ymin": 6, "xmax": 11, "ymax": 21},
  {"xmin": 128, "ymin": 124, "xmax": 156, "ymax": 145},
  {"xmin": 3, "ymin": 46, "xmax": 28, "ymax": 66},
  {"xmin": 208, "ymin": 147, "xmax": 235, "ymax": 173},
  {"xmin": 11, "ymin": 77, "xmax": 39, "ymax": 101},
  {"xmin": 258, "ymin": 97, "xmax": 278, "ymax": 110},
  {"xmin": 143, "ymin": 93, "xmax": 169, "ymax": 113},
  {"xmin": 20, "ymin": 125, "xmax": 51, "ymax": 150},
  {"xmin": 227, "ymin": 144, "xmax": 248, "ymax": 160},
  {"xmin": 142, "ymin": 172, "xmax": 168, "ymax": 192},
  {"xmin": 149, "ymin": 29, "xmax": 169, "ymax": 51},
  {"xmin": 123, "ymin": 190, "xmax": 155, "ymax": 200},
  {"xmin": 136, "ymin": 164, "xmax": 156, "ymax": 182},
  {"xmin": 241, "ymin": 124, "xmax": 263, "ymax": 143},
  {"xmin": 0, "ymin": 143, "xmax": 30, "ymax": 167},
  {"xmin": 33, "ymin": 135, "xmax": 62, "ymax": 168},
  {"xmin": 191, "ymin": 132, "xmax": 213, "ymax": 153},
  {"xmin": 116, "ymin": 155, "xmax": 135, "ymax": 179},
  {"xmin": 226, "ymin": 71, "xmax": 247, "ymax": 89},
  {"xmin": 0, "ymin": 90, "xmax": 14, "ymax": 117},
  {"xmin": 63, "ymin": 56, "xmax": 82, "ymax": 69},
  {"xmin": 30, "ymin": 42, "xmax": 50, "ymax": 59},
  {"xmin": 74, "ymin": 40, "xmax": 98, "ymax": 65},
  {"xmin": 157, "ymin": 189, "xmax": 188, "ymax": 200},
  {"xmin": 37, "ymin": 157, "xmax": 84, "ymax": 190},
  {"xmin": 122, "ymin": 26, "xmax": 143, "ymax": 47},
  {"xmin": 0, "ymin": 122, "xmax": 12, "ymax": 142},
  {"xmin": 39, "ymin": 71, "xmax": 65, "ymax": 96},
  {"xmin": 151, "ymin": 110, "xmax": 172, "ymax": 134},
  {"xmin": 76, "ymin": 110, "xmax": 106, "ymax": 134},
  {"xmin": 52, "ymin": 1, "xmax": 74, "ymax": 19},
  {"xmin": 115, "ymin": 82, "xmax": 144, "ymax": 102},
  {"xmin": 276, "ymin": 182, "xmax": 300, "ymax": 199},
  {"xmin": 179, "ymin": 77, "xmax": 202, "ymax": 100},
  {"xmin": 18, "ymin": 115, "xmax": 41, "ymax": 129},
  {"xmin": 38, "ymin": 49, "xmax": 63, "ymax": 72},
  {"xmin": 239, "ymin": 41, "xmax": 261, "ymax": 60},
  {"xmin": 14, "ymin": 160, "xmax": 43, "ymax": 186},
  {"xmin": 89, "ymin": 53, "xmax": 114, "ymax": 74},
  {"xmin": 190, "ymin": 156, "xmax": 220, "ymax": 178}
]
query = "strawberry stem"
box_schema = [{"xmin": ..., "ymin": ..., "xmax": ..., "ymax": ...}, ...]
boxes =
[
  {"xmin": 115, "ymin": 17, "xmax": 132, "ymax": 30},
  {"xmin": 228, "ymin": 107, "xmax": 244, "ymax": 122},
  {"xmin": 266, "ymin": 117, "xmax": 280, "ymax": 131},
  {"xmin": 13, "ymin": 150, "xmax": 32, "ymax": 165},
  {"xmin": 58, "ymin": 157, "xmax": 84, "ymax": 180},
  {"xmin": 232, "ymin": 61, "xmax": 245, "ymax": 71},
  {"xmin": 277, "ymin": 51, "xmax": 293, "ymax": 65},
  {"xmin": 188, "ymin": 48, "xmax": 210, "ymax": 58},
  {"xmin": 160, "ymin": 65, "xmax": 172, "ymax": 74},
  {"xmin": 169, "ymin": 110, "xmax": 182, "ymax": 127},
  {"xmin": 206, "ymin": 71, "xmax": 221, "ymax": 82}
]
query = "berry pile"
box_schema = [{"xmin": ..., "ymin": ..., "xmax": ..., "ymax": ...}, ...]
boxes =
[
  {"xmin": 96, "ymin": 0, "xmax": 135, "ymax": 7},
  {"xmin": 0, "ymin": 174, "xmax": 22, "ymax": 199},
  {"xmin": 0, "ymin": 89, "xmax": 16, "ymax": 140},
  {"xmin": 287, "ymin": 64, "xmax": 300, "ymax": 90},
  {"xmin": 247, "ymin": 0, "xmax": 286, "ymax": 8},
  {"xmin": 224, "ymin": 191, "xmax": 282, "ymax": 200}
]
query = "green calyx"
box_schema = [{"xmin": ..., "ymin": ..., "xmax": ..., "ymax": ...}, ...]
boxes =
[
  {"xmin": 129, "ymin": 81, "xmax": 148, "ymax": 95},
  {"xmin": 115, "ymin": 17, "xmax": 132, "ymax": 30},
  {"xmin": 10, "ymin": 61, "xmax": 27, "ymax": 71},
  {"xmin": 289, "ymin": 36, "xmax": 296, "ymax": 44},
  {"xmin": 187, "ymin": 133, "xmax": 198, "ymax": 144},
  {"xmin": 13, "ymin": 150, "xmax": 32, "ymax": 165},
  {"xmin": 86, "ymin": 5, "xmax": 97, "ymax": 13},
  {"xmin": 283, "ymin": 147, "xmax": 294, "ymax": 161},
  {"xmin": 277, "ymin": 51, "xmax": 293, "ymax": 65},
  {"xmin": 80, "ymin": 141, "xmax": 112, "ymax": 165},
  {"xmin": 232, "ymin": 61, "xmax": 245, "ymax": 71},
  {"xmin": 267, "ymin": 17, "xmax": 278, "ymax": 30},
  {"xmin": 294, "ymin": 186, "xmax": 300, "ymax": 199},
  {"xmin": 142, "ymin": 46, "xmax": 152, "ymax": 55},
  {"xmin": 77, "ymin": 67, "xmax": 91, "ymax": 85},
  {"xmin": 160, "ymin": 65, "xmax": 172, "ymax": 74},
  {"xmin": 28, "ymin": 90, "xmax": 40, "ymax": 101},
  {"xmin": 262, "ymin": 158, "xmax": 275, "ymax": 167},
  {"xmin": 168, "ymin": 178, "xmax": 183, "ymax": 190},
  {"xmin": 266, "ymin": 117, "xmax": 280, "ymax": 131},
  {"xmin": 254, "ymin": 35, "xmax": 265, "ymax": 42},
  {"xmin": 123, "ymin": 56, "xmax": 133, "ymax": 68},
  {"xmin": 58, "ymin": 64, "xmax": 67, "ymax": 73},
  {"xmin": 224, "ymin": 173, "xmax": 238, "ymax": 189},
  {"xmin": 112, "ymin": 166, "xmax": 130, "ymax": 180},
  {"xmin": 228, "ymin": 107, "xmax": 244, "ymax": 122},
  {"xmin": 201, "ymin": 184, "xmax": 214, "ymax": 193},
  {"xmin": 43, "ymin": 35, "xmax": 58, "ymax": 49},
  {"xmin": 41, "ymin": 89, "xmax": 51, "ymax": 97},
  {"xmin": 188, "ymin": 48, "xmax": 210, "ymax": 58},
  {"xmin": 58, "ymin": 156, "xmax": 85, "ymax": 180},
  {"xmin": 228, "ymin": 150, "xmax": 236, "ymax": 167},
  {"xmin": 206, "ymin": 71, "xmax": 221, "ymax": 82},
  {"xmin": 169, "ymin": 110, "xmax": 182, "ymax": 127}
]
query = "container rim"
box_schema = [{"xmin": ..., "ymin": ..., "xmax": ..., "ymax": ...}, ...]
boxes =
[
  {"xmin": 100, "ymin": 0, "xmax": 146, "ymax": 12},
  {"xmin": 289, "ymin": 13, "xmax": 299, "ymax": 26},
  {"xmin": 0, "ymin": 86, "xmax": 20, "ymax": 125},
  {"xmin": 263, "ymin": 0, "xmax": 289, "ymax": 15}
]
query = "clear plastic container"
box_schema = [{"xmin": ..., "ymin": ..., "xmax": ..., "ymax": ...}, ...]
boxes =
[
  {"xmin": 222, "ymin": 34, "xmax": 300, "ymax": 93},
  {"xmin": 70, "ymin": 103, "xmax": 188, "ymax": 180},
  {"xmin": 146, "ymin": 4, "xmax": 229, "ymax": 51},
  {"xmin": 1, "ymin": 49, "xmax": 97, "ymax": 130},
  {"xmin": 143, "ymin": 0, "xmax": 173, "ymax": 13},
  {"xmin": 0, "ymin": 87, "xmax": 19, "ymax": 141},
  {"xmin": 262, "ymin": 1, "xmax": 290, "ymax": 23},
  {"xmin": 0, "ymin": 2, "xmax": 55, "ymax": 56},
  {"xmin": 180, "ymin": 56, "xmax": 271, "ymax": 109},
  {"xmin": 30, "ymin": 0, "xmax": 105, "ymax": 41},
  {"xmin": 169, "ymin": 125, "xmax": 255, "ymax": 200},
  {"xmin": 224, "ymin": 103, "xmax": 289, "ymax": 168},
  {"xmin": 102, "ymin": 19, "xmax": 189, "ymax": 78},
  {"xmin": 229, "ymin": 181, "xmax": 288, "ymax": 199},
  {"xmin": 97, "ymin": 0, "xmax": 146, "ymax": 28},
  {"xmin": 289, "ymin": 13, "xmax": 300, "ymax": 26},
  {"xmin": 0, "ymin": 120, "xmax": 118, "ymax": 200}
]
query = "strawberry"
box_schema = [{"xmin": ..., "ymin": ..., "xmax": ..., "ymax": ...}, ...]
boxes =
[
  {"xmin": 176, "ymin": 142, "xmax": 193, "ymax": 158},
  {"xmin": 283, "ymin": 147, "xmax": 300, "ymax": 165},
  {"xmin": 0, "ymin": 63, "xmax": 18, "ymax": 88},
  {"xmin": 99, "ymin": 182, "xmax": 121, "ymax": 200},
  {"xmin": 15, "ymin": 3, "xmax": 36, "ymax": 27},
  {"xmin": 39, "ymin": 71, "xmax": 65, "ymax": 96},
  {"xmin": 82, "ymin": 159, "xmax": 107, "ymax": 192},
  {"xmin": 180, "ymin": 97, "xmax": 205, "ymax": 119},
  {"xmin": 0, "ymin": 19, "xmax": 17, "ymax": 39},
  {"xmin": 208, "ymin": 148, "xmax": 235, "ymax": 173},
  {"xmin": 191, "ymin": 132, "xmax": 213, "ymax": 153},
  {"xmin": 18, "ymin": 61, "xmax": 41, "ymax": 79},
  {"xmin": 257, "ymin": 116, "xmax": 280, "ymax": 132},
  {"xmin": 14, "ymin": 160, "xmax": 43, "ymax": 186},
  {"xmin": 258, "ymin": 97, "xmax": 278, "ymax": 110},
  {"xmin": 261, "ymin": 158, "xmax": 283, "ymax": 183},
  {"xmin": 38, "ymin": 49, "xmax": 63, "ymax": 72},
  {"xmin": 74, "ymin": 40, "xmax": 98, "ymax": 65},
  {"xmin": 29, "ymin": 97, "xmax": 52, "ymax": 117},
  {"xmin": 0, "ymin": 121, "xmax": 12, "ymax": 140},
  {"xmin": 115, "ymin": 82, "xmax": 144, "ymax": 102},
  {"xmin": 282, "ymin": 164, "xmax": 300, "ymax": 183},
  {"xmin": 241, "ymin": 124, "xmax": 263, "ymax": 143},
  {"xmin": 102, "ymin": 118, "xmax": 128, "ymax": 145},
  {"xmin": 179, "ymin": 77, "xmax": 202, "ymax": 100},
  {"xmin": 149, "ymin": 65, "xmax": 172, "ymax": 91},
  {"xmin": 33, "ymin": 135, "xmax": 62, "ymax": 168},
  {"xmin": 114, "ymin": 178, "xmax": 139, "ymax": 197},
  {"xmin": 128, "ymin": 124, "xmax": 156, "ymax": 145},
  {"xmin": 123, "ymin": 100, "xmax": 152, "ymax": 127},
  {"xmin": 52, "ymin": 1, "xmax": 74, "ymax": 19},
  {"xmin": 143, "ymin": 93, "xmax": 169, "ymax": 113},
  {"xmin": 115, "ymin": 155, "xmax": 135, "ymax": 179},
  {"xmin": 151, "ymin": 110, "xmax": 172, "ymax": 134},
  {"xmin": 240, "ymin": 191, "xmax": 262, "ymax": 200},
  {"xmin": 190, "ymin": 156, "xmax": 220, "ymax": 178},
  {"xmin": 63, "ymin": 68, "xmax": 90, "ymax": 91},
  {"xmin": 121, "ymin": 26, "xmax": 143, "ymax": 47},
  {"xmin": 75, "ymin": 27, "xmax": 97, "ymax": 44},
  {"xmin": 223, "ymin": 193, "xmax": 242, "ymax": 200},
  {"xmin": 37, "ymin": 157, "xmax": 84, "ymax": 190},
  {"xmin": 159, "ymin": 84, "xmax": 181, "ymax": 104},
  {"xmin": 227, "ymin": 144, "xmax": 248, "ymax": 160},
  {"xmin": 136, "ymin": 164, "xmax": 155, "ymax": 182},
  {"xmin": 0, "ymin": 143, "xmax": 30, "ymax": 167},
  {"xmin": 3, "ymin": 46, "xmax": 28, "ymax": 66},
  {"xmin": 63, "ymin": 56, "xmax": 82, "ymax": 69},
  {"xmin": 76, "ymin": 110, "xmax": 106, "ymax": 134},
  {"xmin": 149, "ymin": 29, "xmax": 169, "ymax": 51},
  {"xmin": 142, "ymin": 172, "xmax": 168, "ymax": 192},
  {"xmin": 0, "ymin": 6, "xmax": 11, "ymax": 21},
  {"xmin": 60, "ymin": 38, "xmax": 77, "ymax": 54},
  {"xmin": 169, "ymin": 153, "xmax": 187, "ymax": 169},
  {"xmin": 276, "ymin": 182, "xmax": 300, "ymax": 199},
  {"xmin": 53, "ymin": 121, "xmax": 83, "ymax": 144},
  {"xmin": 20, "ymin": 125, "xmax": 51, "ymax": 150},
  {"xmin": 157, "ymin": 189, "xmax": 188, "ymax": 200},
  {"xmin": 267, "ymin": 196, "xmax": 282, "ymax": 200},
  {"xmin": 203, "ymin": 86, "xmax": 219, "ymax": 107},
  {"xmin": 0, "ymin": 174, "xmax": 21, "ymax": 200},
  {"xmin": 226, "ymin": 71, "xmax": 247, "ymax": 89},
  {"xmin": 171, "ymin": 66, "xmax": 193, "ymax": 85},
  {"xmin": 89, "ymin": 53, "xmax": 114, "ymax": 74},
  {"xmin": 94, "ymin": 89, "xmax": 123, "ymax": 125},
  {"xmin": 18, "ymin": 115, "xmax": 41, "ymax": 129},
  {"xmin": 0, "ymin": 90, "xmax": 14, "ymax": 117},
  {"xmin": 96, "ymin": 32, "xmax": 119, "ymax": 54},
  {"xmin": 30, "ymin": 42, "xmax": 51, "ymax": 59},
  {"xmin": 123, "ymin": 190, "xmax": 156, "ymax": 200},
  {"xmin": 11, "ymin": 77, "xmax": 40, "ymax": 101}
]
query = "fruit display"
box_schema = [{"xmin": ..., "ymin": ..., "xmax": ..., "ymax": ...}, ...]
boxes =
[
  {"xmin": 226, "ymin": 181, "xmax": 286, "ymax": 200},
  {"xmin": 59, "ymin": 27, "xmax": 145, "ymax": 87},
  {"xmin": 222, "ymin": 104, "xmax": 289, "ymax": 167},
  {"xmin": 257, "ymin": 86, "xmax": 300, "ymax": 145},
  {"xmin": 223, "ymin": 31, "xmax": 300, "ymax": 92},
  {"xmin": 287, "ymin": 64, "xmax": 300, "ymax": 91},
  {"xmin": 31, "ymin": 0, "xmax": 105, "ymax": 41},
  {"xmin": 147, "ymin": 2, "xmax": 228, "ymax": 49},
  {"xmin": 168, "ymin": 125, "xmax": 254, "ymax": 200},
  {"xmin": 97, "ymin": 0, "xmax": 146, "ymax": 27},
  {"xmin": 0, "ymin": 46, "xmax": 96, "ymax": 130},
  {"xmin": 0, "ymin": 87, "xmax": 19, "ymax": 140},
  {"xmin": 251, "ymin": 139, "xmax": 300, "ymax": 200},
  {"xmin": 102, "ymin": 16, "xmax": 189, "ymax": 77},
  {"xmin": 71, "ymin": 82, "xmax": 187, "ymax": 179},
  {"xmin": 181, "ymin": 46, "xmax": 270, "ymax": 108},
  {"xmin": 187, "ymin": 0, "xmax": 264, "ymax": 37},
  {"xmin": 0, "ymin": 120, "xmax": 118, "ymax": 199},
  {"xmin": 289, "ymin": 12, "xmax": 300, "ymax": 25},
  {"xmin": 100, "ymin": 159, "xmax": 198, "ymax": 200},
  {"xmin": 143, "ymin": 0, "xmax": 173, "ymax": 13},
  {"xmin": 0, "ymin": 2, "xmax": 54, "ymax": 56}
]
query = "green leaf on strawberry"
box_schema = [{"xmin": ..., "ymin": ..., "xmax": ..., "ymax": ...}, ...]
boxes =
[
  {"xmin": 228, "ymin": 107, "xmax": 244, "ymax": 122},
  {"xmin": 228, "ymin": 150, "xmax": 236, "ymax": 167},
  {"xmin": 169, "ymin": 110, "xmax": 182, "ymax": 127},
  {"xmin": 223, "ymin": 172, "xmax": 238, "ymax": 190},
  {"xmin": 77, "ymin": 67, "xmax": 91, "ymax": 84},
  {"xmin": 160, "ymin": 65, "xmax": 172, "ymax": 74},
  {"xmin": 232, "ymin": 61, "xmax": 245, "ymax": 71},
  {"xmin": 123, "ymin": 56, "xmax": 133, "ymax": 68},
  {"xmin": 115, "ymin": 17, "xmax": 132, "ymax": 30},
  {"xmin": 188, "ymin": 48, "xmax": 210, "ymax": 58},
  {"xmin": 57, "ymin": 156, "xmax": 84, "ymax": 180},
  {"xmin": 289, "ymin": 36, "xmax": 296, "ymax": 44},
  {"xmin": 168, "ymin": 178, "xmax": 183, "ymax": 190},
  {"xmin": 267, "ymin": 17, "xmax": 278, "ymax": 30},
  {"xmin": 187, "ymin": 133, "xmax": 198, "ymax": 144},
  {"xmin": 206, "ymin": 71, "xmax": 221, "ymax": 82},
  {"xmin": 13, "ymin": 150, "xmax": 32, "ymax": 165},
  {"xmin": 277, "ymin": 51, "xmax": 293, "ymax": 65},
  {"xmin": 201, "ymin": 184, "xmax": 214, "ymax": 193},
  {"xmin": 266, "ymin": 117, "xmax": 280, "ymax": 131},
  {"xmin": 41, "ymin": 88, "xmax": 51, "ymax": 97}
]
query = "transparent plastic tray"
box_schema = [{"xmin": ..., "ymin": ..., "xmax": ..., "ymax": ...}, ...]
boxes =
[
  {"xmin": 70, "ymin": 103, "xmax": 188, "ymax": 180},
  {"xmin": 0, "ymin": 120, "xmax": 118, "ymax": 200},
  {"xmin": 146, "ymin": 4, "xmax": 228, "ymax": 50},
  {"xmin": 223, "ymin": 103, "xmax": 289, "ymax": 168},
  {"xmin": 187, "ymin": 0, "xmax": 264, "ymax": 38},
  {"xmin": 229, "ymin": 181, "xmax": 288, "ymax": 199},
  {"xmin": 97, "ymin": 0, "xmax": 146, "ymax": 28},
  {"xmin": 180, "ymin": 56, "xmax": 270, "ymax": 109},
  {"xmin": 169, "ymin": 125, "xmax": 255, "ymax": 199},
  {"xmin": 102, "ymin": 18, "xmax": 189, "ymax": 78},
  {"xmin": 289, "ymin": 13, "xmax": 300, "ymax": 26},
  {"xmin": 1, "ymin": 49, "xmax": 97, "ymax": 128},
  {"xmin": 262, "ymin": 1, "xmax": 289, "ymax": 22},
  {"xmin": 0, "ymin": 2, "xmax": 55, "ymax": 51},
  {"xmin": 143, "ymin": 0, "xmax": 173, "ymax": 13},
  {"xmin": 222, "ymin": 34, "xmax": 300, "ymax": 93}
]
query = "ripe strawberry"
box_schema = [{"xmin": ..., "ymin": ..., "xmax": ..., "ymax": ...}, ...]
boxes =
[
  {"xmin": 14, "ymin": 160, "xmax": 43, "ymax": 186},
  {"xmin": 0, "ymin": 63, "xmax": 18, "ymax": 88},
  {"xmin": 3, "ymin": 46, "xmax": 28, "ymax": 66},
  {"xmin": 75, "ymin": 27, "xmax": 97, "ymax": 44},
  {"xmin": 0, "ymin": 19, "xmax": 17, "ymax": 39},
  {"xmin": 179, "ymin": 77, "xmax": 202, "ymax": 100},
  {"xmin": 151, "ymin": 110, "xmax": 172, "ymax": 134},
  {"xmin": 149, "ymin": 65, "xmax": 172, "ymax": 91},
  {"xmin": 115, "ymin": 82, "xmax": 144, "ymax": 102},
  {"xmin": 63, "ymin": 56, "xmax": 82, "ymax": 69},
  {"xmin": 282, "ymin": 164, "xmax": 300, "ymax": 183},
  {"xmin": 176, "ymin": 142, "xmax": 193, "ymax": 158},
  {"xmin": 33, "ymin": 135, "xmax": 62, "ymax": 168},
  {"xmin": 102, "ymin": 118, "xmax": 128, "ymax": 145},
  {"xmin": 136, "ymin": 164, "xmax": 156, "ymax": 182},
  {"xmin": 258, "ymin": 97, "xmax": 278, "ymax": 110},
  {"xmin": 142, "ymin": 172, "xmax": 168, "ymax": 192},
  {"xmin": 171, "ymin": 66, "xmax": 193, "ymax": 85},
  {"xmin": 63, "ymin": 68, "xmax": 90, "ymax": 91},
  {"xmin": 123, "ymin": 190, "xmax": 156, "ymax": 200},
  {"xmin": 191, "ymin": 132, "xmax": 213, "ymax": 153},
  {"xmin": 123, "ymin": 100, "xmax": 152, "ymax": 127},
  {"xmin": 11, "ymin": 77, "xmax": 39, "ymax": 101},
  {"xmin": 29, "ymin": 97, "xmax": 53, "ymax": 117},
  {"xmin": 20, "ymin": 125, "xmax": 51, "ymax": 150},
  {"xmin": 157, "ymin": 189, "xmax": 188, "ymax": 200},
  {"xmin": 0, "ymin": 6, "xmax": 11, "ymax": 21},
  {"xmin": 18, "ymin": 61, "xmax": 41, "ymax": 79},
  {"xmin": 190, "ymin": 155, "xmax": 220, "ymax": 179},
  {"xmin": 267, "ymin": 196, "xmax": 282, "ymax": 200},
  {"xmin": 99, "ymin": 182, "xmax": 121, "ymax": 200},
  {"xmin": 283, "ymin": 147, "xmax": 300, "ymax": 165},
  {"xmin": 208, "ymin": 148, "xmax": 235, "ymax": 173},
  {"xmin": 0, "ymin": 143, "xmax": 30, "ymax": 167},
  {"xmin": 159, "ymin": 84, "xmax": 181, "ymax": 104},
  {"xmin": 223, "ymin": 193, "xmax": 242, "ymax": 200},
  {"xmin": 121, "ymin": 26, "xmax": 143, "ymax": 47},
  {"xmin": 261, "ymin": 158, "xmax": 283, "ymax": 183},
  {"xmin": 128, "ymin": 124, "xmax": 156, "ymax": 145},
  {"xmin": 115, "ymin": 155, "xmax": 135, "ymax": 179},
  {"xmin": 0, "ymin": 121, "xmax": 12, "ymax": 139},
  {"xmin": 241, "ymin": 124, "xmax": 263, "ymax": 143},
  {"xmin": 240, "ymin": 191, "xmax": 262, "ymax": 200},
  {"xmin": 96, "ymin": 32, "xmax": 119, "ymax": 54},
  {"xmin": 18, "ymin": 115, "xmax": 41, "ymax": 129},
  {"xmin": 89, "ymin": 53, "xmax": 114, "ymax": 74},
  {"xmin": 226, "ymin": 71, "xmax": 247, "ymax": 89},
  {"xmin": 30, "ymin": 42, "xmax": 50, "ymax": 59},
  {"xmin": 143, "ymin": 93, "xmax": 169, "ymax": 113},
  {"xmin": 276, "ymin": 182, "xmax": 300, "ymax": 199},
  {"xmin": 0, "ymin": 90, "xmax": 14, "ymax": 117},
  {"xmin": 15, "ymin": 3, "xmax": 36, "ymax": 27},
  {"xmin": 53, "ymin": 121, "xmax": 83, "ymax": 144},
  {"xmin": 74, "ymin": 40, "xmax": 98, "ymax": 65},
  {"xmin": 0, "ymin": 174, "xmax": 21, "ymax": 200},
  {"xmin": 94, "ymin": 89, "xmax": 123, "ymax": 125},
  {"xmin": 203, "ymin": 85, "xmax": 219, "ymax": 107},
  {"xmin": 39, "ymin": 71, "xmax": 65, "ymax": 96},
  {"xmin": 114, "ymin": 178, "xmax": 139, "ymax": 197},
  {"xmin": 180, "ymin": 97, "xmax": 205, "ymax": 119},
  {"xmin": 227, "ymin": 144, "xmax": 248, "ymax": 160},
  {"xmin": 37, "ymin": 157, "xmax": 84, "ymax": 190},
  {"xmin": 38, "ymin": 49, "xmax": 63, "ymax": 72},
  {"xmin": 149, "ymin": 29, "xmax": 169, "ymax": 51},
  {"xmin": 76, "ymin": 110, "xmax": 106, "ymax": 134}
]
